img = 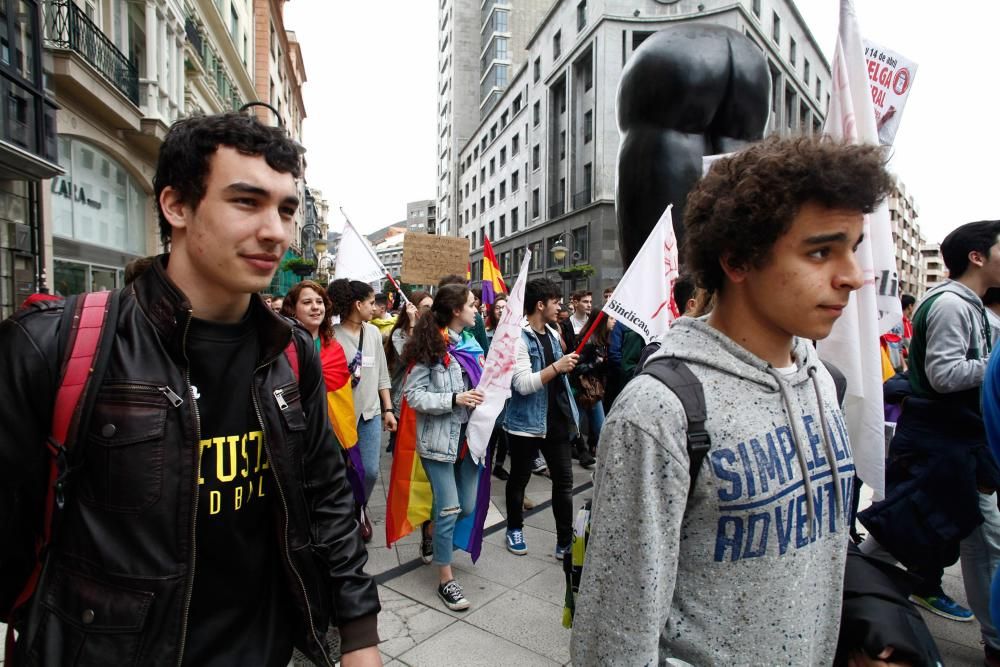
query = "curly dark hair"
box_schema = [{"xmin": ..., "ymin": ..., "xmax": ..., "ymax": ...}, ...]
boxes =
[
  {"xmin": 401, "ymin": 285, "xmax": 469, "ymax": 367},
  {"xmin": 327, "ymin": 278, "xmax": 374, "ymax": 319},
  {"xmin": 281, "ymin": 280, "xmax": 332, "ymax": 344},
  {"xmin": 683, "ymin": 136, "xmax": 893, "ymax": 294},
  {"xmin": 154, "ymin": 112, "xmax": 302, "ymax": 243}
]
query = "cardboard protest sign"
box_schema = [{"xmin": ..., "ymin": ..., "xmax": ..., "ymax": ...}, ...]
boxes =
[
  {"xmin": 400, "ymin": 233, "xmax": 469, "ymax": 285},
  {"xmin": 863, "ymin": 38, "xmax": 918, "ymax": 146}
]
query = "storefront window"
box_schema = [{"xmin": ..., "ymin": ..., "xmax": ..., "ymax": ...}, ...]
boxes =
[{"xmin": 52, "ymin": 136, "xmax": 147, "ymax": 255}]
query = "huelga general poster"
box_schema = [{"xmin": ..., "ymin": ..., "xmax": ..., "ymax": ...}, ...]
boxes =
[{"xmin": 863, "ymin": 38, "xmax": 918, "ymax": 146}]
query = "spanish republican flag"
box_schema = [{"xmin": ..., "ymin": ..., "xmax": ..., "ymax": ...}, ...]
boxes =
[
  {"xmin": 481, "ymin": 236, "xmax": 507, "ymax": 307},
  {"xmin": 320, "ymin": 338, "xmax": 366, "ymax": 507}
]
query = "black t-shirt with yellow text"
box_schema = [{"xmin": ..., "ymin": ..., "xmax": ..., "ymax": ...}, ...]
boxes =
[{"xmin": 183, "ymin": 311, "xmax": 294, "ymax": 666}]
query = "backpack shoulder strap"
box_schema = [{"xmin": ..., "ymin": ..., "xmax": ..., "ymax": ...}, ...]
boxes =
[
  {"xmin": 821, "ymin": 359, "xmax": 848, "ymax": 407},
  {"xmin": 8, "ymin": 290, "xmax": 120, "ymax": 622},
  {"xmin": 640, "ymin": 357, "xmax": 710, "ymax": 497}
]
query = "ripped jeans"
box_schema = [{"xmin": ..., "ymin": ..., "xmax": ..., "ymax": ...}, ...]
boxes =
[{"xmin": 420, "ymin": 453, "xmax": 481, "ymax": 566}]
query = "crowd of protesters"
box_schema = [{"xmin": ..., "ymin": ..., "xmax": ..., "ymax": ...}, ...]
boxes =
[{"xmin": 3, "ymin": 111, "xmax": 997, "ymax": 667}]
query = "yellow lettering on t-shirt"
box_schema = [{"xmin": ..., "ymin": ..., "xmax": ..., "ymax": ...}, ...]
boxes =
[
  {"xmin": 251, "ymin": 431, "xmax": 263, "ymax": 473},
  {"xmin": 234, "ymin": 484, "xmax": 244, "ymax": 510},
  {"xmin": 258, "ymin": 475, "xmax": 266, "ymax": 498},
  {"xmin": 240, "ymin": 434, "xmax": 250, "ymax": 478},
  {"xmin": 216, "ymin": 435, "xmax": 238, "ymax": 482},
  {"xmin": 209, "ymin": 490, "xmax": 221, "ymax": 515},
  {"xmin": 198, "ymin": 439, "xmax": 212, "ymax": 484}
]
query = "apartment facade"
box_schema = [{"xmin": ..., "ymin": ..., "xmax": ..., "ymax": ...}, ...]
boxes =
[
  {"xmin": 921, "ymin": 242, "xmax": 945, "ymax": 293},
  {"xmin": 0, "ymin": 0, "xmax": 62, "ymax": 318},
  {"xmin": 406, "ymin": 199, "xmax": 437, "ymax": 234},
  {"xmin": 888, "ymin": 180, "xmax": 923, "ymax": 298},
  {"xmin": 452, "ymin": 0, "xmax": 831, "ymax": 294}
]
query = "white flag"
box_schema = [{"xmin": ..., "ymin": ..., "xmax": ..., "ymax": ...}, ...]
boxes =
[
  {"xmin": 466, "ymin": 250, "xmax": 532, "ymax": 465},
  {"xmin": 334, "ymin": 219, "xmax": 386, "ymax": 284},
  {"xmin": 602, "ymin": 205, "xmax": 679, "ymax": 343},
  {"xmin": 817, "ymin": 0, "xmax": 902, "ymax": 499}
]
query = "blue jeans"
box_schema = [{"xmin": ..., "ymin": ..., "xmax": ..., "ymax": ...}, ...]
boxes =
[
  {"xmin": 356, "ymin": 415, "xmax": 382, "ymax": 502},
  {"xmin": 421, "ymin": 454, "xmax": 480, "ymax": 566},
  {"xmin": 580, "ymin": 401, "xmax": 605, "ymax": 445},
  {"xmin": 962, "ymin": 491, "xmax": 1000, "ymax": 650}
]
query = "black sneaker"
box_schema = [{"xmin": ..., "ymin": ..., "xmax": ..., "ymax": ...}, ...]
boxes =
[
  {"xmin": 577, "ymin": 448, "xmax": 596, "ymax": 469},
  {"xmin": 492, "ymin": 465, "xmax": 509, "ymax": 480},
  {"xmin": 420, "ymin": 522, "xmax": 433, "ymax": 565},
  {"xmin": 438, "ymin": 579, "xmax": 470, "ymax": 611}
]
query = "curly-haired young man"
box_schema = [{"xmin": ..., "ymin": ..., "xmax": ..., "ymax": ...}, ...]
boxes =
[
  {"xmin": 572, "ymin": 136, "xmax": 896, "ymax": 665},
  {"xmin": 0, "ymin": 113, "xmax": 381, "ymax": 666}
]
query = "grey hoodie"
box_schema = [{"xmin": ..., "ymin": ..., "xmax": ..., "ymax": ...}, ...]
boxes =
[
  {"xmin": 909, "ymin": 279, "xmax": 992, "ymax": 397},
  {"xmin": 571, "ymin": 318, "xmax": 855, "ymax": 666}
]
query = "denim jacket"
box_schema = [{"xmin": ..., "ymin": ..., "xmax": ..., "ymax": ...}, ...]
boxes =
[
  {"xmin": 403, "ymin": 340, "xmax": 471, "ymax": 463},
  {"xmin": 504, "ymin": 324, "xmax": 580, "ymax": 436}
]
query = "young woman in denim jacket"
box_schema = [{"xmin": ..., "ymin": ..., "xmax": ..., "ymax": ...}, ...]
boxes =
[{"xmin": 401, "ymin": 284, "xmax": 485, "ymax": 611}]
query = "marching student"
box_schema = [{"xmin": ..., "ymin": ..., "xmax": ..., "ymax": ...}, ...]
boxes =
[{"xmin": 401, "ymin": 284, "xmax": 485, "ymax": 610}]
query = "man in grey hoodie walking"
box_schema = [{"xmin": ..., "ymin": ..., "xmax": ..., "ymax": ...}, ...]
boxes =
[{"xmin": 571, "ymin": 137, "xmax": 897, "ymax": 665}]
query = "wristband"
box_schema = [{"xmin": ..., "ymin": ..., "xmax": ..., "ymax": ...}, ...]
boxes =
[{"xmin": 381, "ymin": 407, "xmax": 392, "ymax": 414}]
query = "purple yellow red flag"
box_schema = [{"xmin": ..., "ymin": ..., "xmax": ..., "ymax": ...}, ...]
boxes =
[
  {"xmin": 481, "ymin": 237, "xmax": 507, "ymax": 307},
  {"xmin": 319, "ymin": 338, "xmax": 365, "ymax": 507},
  {"xmin": 386, "ymin": 333, "xmax": 492, "ymax": 561}
]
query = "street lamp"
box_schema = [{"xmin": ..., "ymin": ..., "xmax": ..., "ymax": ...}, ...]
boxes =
[{"xmin": 549, "ymin": 232, "xmax": 581, "ymax": 266}]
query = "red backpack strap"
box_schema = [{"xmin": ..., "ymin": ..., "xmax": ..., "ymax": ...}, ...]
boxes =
[
  {"xmin": 6, "ymin": 292, "xmax": 114, "ymax": 635},
  {"xmin": 284, "ymin": 339, "xmax": 300, "ymax": 383}
]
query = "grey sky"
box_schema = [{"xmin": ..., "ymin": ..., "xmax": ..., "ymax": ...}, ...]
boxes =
[{"xmin": 285, "ymin": 1, "xmax": 999, "ymax": 243}]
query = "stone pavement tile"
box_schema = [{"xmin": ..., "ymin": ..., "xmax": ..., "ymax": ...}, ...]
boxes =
[
  {"xmin": 394, "ymin": 543, "xmax": 421, "ymax": 566},
  {"xmin": 376, "ymin": 586, "xmax": 456, "ymax": 659},
  {"xmin": 383, "ymin": 564, "xmax": 508, "ymax": 619},
  {"xmin": 523, "ymin": 506, "xmax": 559, "ymax": 535},
  {"xmin": 464, "ymin": 589, "xmax": 571, "ymax": 664},
  {"xmin": 515, "ymin": 562, "xmax": 568, "ymax": 608},
  {"xmin": 365, "ymin": 542, "xmax": 403, "ymax": 577},
  {"xmin": 397, "ymin": 621, "xmax": 560, "ymax": 667},
  {"xmin": 918, "ymin": 606, "xmax": 981, "ymax": 651},
  {"xmin": 450, "ymin": 540, "xmax": 551, "ymax": 588},
  {"xmin": 934, "ymin": 637, "xmax": 983, "ymax": 665}
]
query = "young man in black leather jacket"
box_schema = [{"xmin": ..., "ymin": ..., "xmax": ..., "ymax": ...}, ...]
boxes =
[{"xmin": 0, "ymin": 113, "xmax": 381, "ymax": 666}]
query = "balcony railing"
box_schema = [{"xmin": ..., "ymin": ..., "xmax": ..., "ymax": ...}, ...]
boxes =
[
  {"xmin": 549, "ymin": 201, "xmax": 565, "ymax": 219},
  {"xmin": 184, "ymin": 15, "xmax": 243, "ymax": 111},
  {"xmin": 44, "ymin": 0, "xmax": 139, "ymax": 105},
  {"xmin": 184, "ymin": 17, "xmax": 203, "ymax": 57},
  {"xmin": 572, "ymin": 188, "xmax": 592, "ymax": 210}
]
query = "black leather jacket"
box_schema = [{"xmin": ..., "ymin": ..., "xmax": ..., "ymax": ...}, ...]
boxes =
[{"xmin": 0, "ymin": 257, "xmax": 380, "ymax": 666}]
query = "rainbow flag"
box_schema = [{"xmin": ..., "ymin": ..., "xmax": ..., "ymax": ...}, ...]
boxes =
[
  {"xmin": 386, "ymin": 332, "xmax": 491, "ymax": 560},
  {"xmin": 320, "ymin": 338, "xmax": 365, "ymax": 507},
  {"xmin": 481, "ymin": 237, "xmax": 507, "ymax": 307}
]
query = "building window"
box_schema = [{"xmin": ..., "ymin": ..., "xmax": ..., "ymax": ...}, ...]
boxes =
[
  {"xmin": 512, "ymin": 94, "xmax": 522, "ymax": 113},
  {"xmin": 804, "ymin": 59, "xmax": 810, "ymax": 83},
  {"xmin": 772, "ymin": 12, "xmax": 780, "ymax": 43},
  {"xmin": 499, "ymin": 214, "xmax": 506, "ymax": 237},
  {"xmin": 514, "ymin": 245, "xmax": 525, "ymax": 269},
  {"xmin": 577, "ymin": 0, "xmax": 587, "ymax": 31},
  {"xmin": 789, "ymin": 38, "xmax": 797, "ymax": 66},
  {"xmin": 472, "ymin": 175, "xmax": 477, "ymax": 189},
  {"xmin": 511, "ymin": 206, "xmax": 519, "ymax": 232},
  {"xmin": 472, "ymin": 203, "xmax": 477, "ymax": 218},
  {"xmin": 500, "ymin": 110, "xmax": 509, "ymax": 128},
  {"xmin": 533, "ymin": 57, "xmax": 541, "ymax": 82},
  {"xmin": 489, "ymin": 190, "xmax": 495, "ymax": 207},
  {"xmin": 480, "ymin": 196, "xmax": 485, "ymax": 211},
  {"xmin": 584, "ymin": 62, "xmax": 593, "ymax": 91},
  {"xmin": 769, "ymin": 61, "xmax": 781, "ymax": 113},
  {"xmin": 559, "ymin": 130, "xmax": 566, "ymax": 160},
  {"xmin": 481, "ymin": 167, "xmax": 486, "ymax": 182},
  {"xmin": 511, "ymin": 170, "xmax": 519, "ymax": 192},
  {"xmin": 533, "ymin": 100, "xmax": 541, "ymax": 126},
  {"xmin": 583, "ymin": 162, "xmax": 592, "ymax": 197},
  {"xmin": 785, "ymin": 85, "xmax": 796, "ymax": 129},
  {"xmin": 815, "ymin": 76, "xmax": 821, "ymax": 100},
  {"xmin": 573, "ymin": 225, "xmax": 589, "ymax": 262},
  {"xmin": 584, "ymin": 110, "xmax": 593, "ymax": 143},
  {"xmin": 532, "ymin": 145, "xmax": 540, "ymax": 170},
  {"xmin": 489, "ymin": 158, "xmax": 495, "ymax": 175},
  {"xmin": 553, "ymin": 31, "xmax": 561, "ymax": 59},
  {"xmin": 489, "ymin": 220, "xmax": 495, "ymax": 240},
  {"xmin": 490, "ymin": 124, "xmax": 497, "ymax": 141},
  {"xmin": 512, "ymin": 134, "xmax": 520, "ymax": 155},
  {"xmin": 500, "ymin": 182, "xmax": 506, "ymax": 200},
  {"xmin": 500, "ymin": 147, "xmax": 506, "ymax": 166},
  {"xmin": 529, "ymin": 240, "xmax": 542, "ymax": 270},
  {"xmin": 230, "ymin": 5, "xmax": 239, "ymax": 39},
  {"xmin": 532, "ymin": 188, "xmax": 540, "ymax": 218},
  {"xmin": 752, "ymin": 0, "xmax": 761, "ymax": 18}
]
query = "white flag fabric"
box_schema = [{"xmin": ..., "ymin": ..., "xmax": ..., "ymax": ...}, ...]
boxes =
[
  {"xmin": 817, "ymin": 0, "xmax": 902, "ymax": 499},
  {"xmin": 334, "ymin": 219, "xmax": 386, "ymax": 284},
  {"xmin": 466, "ymin": 250, "xmax": 532, "ymax": 465},
  {"xmin": 602, "ymin": 205, "xmax": 679, "ymax": 343}
]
